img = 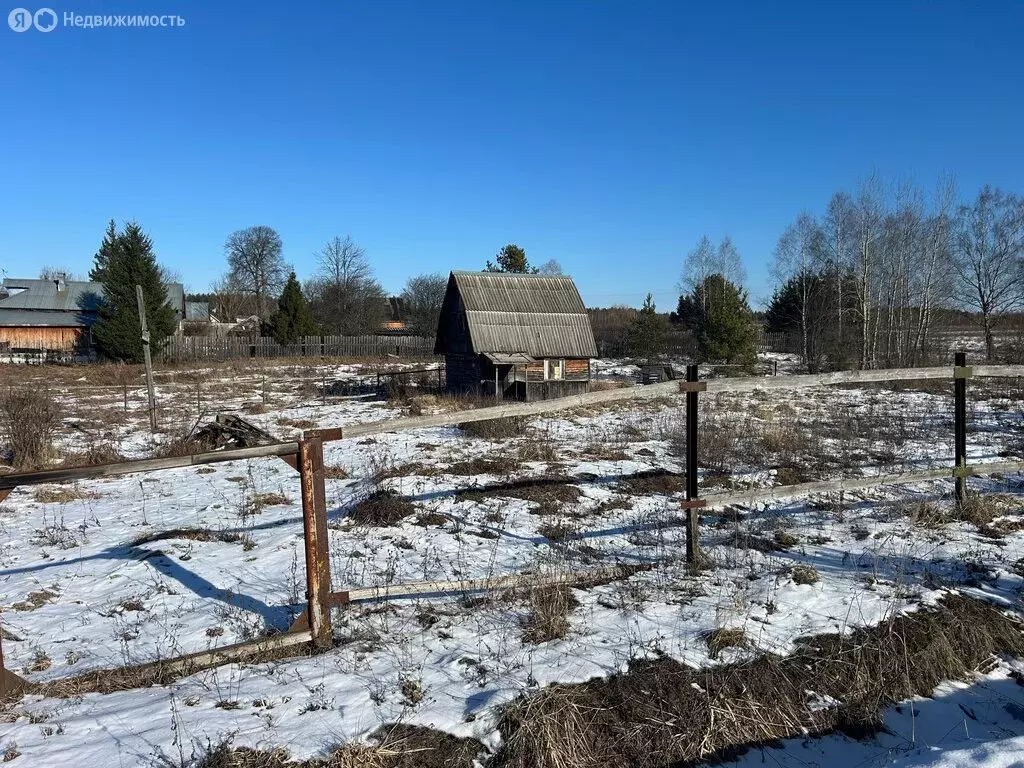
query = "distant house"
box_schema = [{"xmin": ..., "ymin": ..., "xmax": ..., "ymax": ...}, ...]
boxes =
[
  {"xmin": 434, "ymin": 271, "xmax": 598, "ymax": 401},
  {"xmin": 0, "ymin": 277, "xmax": 186, "ymax": 360}
]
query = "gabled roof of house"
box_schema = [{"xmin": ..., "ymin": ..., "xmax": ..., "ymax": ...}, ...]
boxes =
[
  {"xmin": 435, "ymin": 271, "xmax": 598, "ymax": 358},
  {"xmin": 0, "ymin": 278, "xmax": 186, "ymax": 326},
  {"xmin": 0, "ymin": 278, "xmax": 104, "ymax": 312}
]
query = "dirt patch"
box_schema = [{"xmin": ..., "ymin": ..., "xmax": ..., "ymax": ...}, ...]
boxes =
[
  {"xmin": 348, "ymin": 490, "xmax": 417, "ymax": 526},
  {"xmin": 131, "ymin": 528, "xmax": 255, "ymax": 547},
  {"xmin": 615, "ymin": 470, "xmax": 685, "ymax": 496},
  {"xmin": 459, "ymin": 417, "xmax": 528, "ymax": 441},
  {"xmin": 495, "ymin": 595, "xmax": 1024, "ymax": 768},
  {"xmin": 445, "ymin": 456, "xmax": 522, "ymax": 476},
  {"xmin": 457, "ymin": 476, "xmax": 583, "ymax": 516}
]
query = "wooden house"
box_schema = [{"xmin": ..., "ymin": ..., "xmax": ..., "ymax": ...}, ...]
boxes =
[
  {"xmin": 0, "ymin": 277, "xmax": 186, "ymax": 361},
  {"xmin": 434, "ymin": 271, "xmax": 598, "ymax": 401}
]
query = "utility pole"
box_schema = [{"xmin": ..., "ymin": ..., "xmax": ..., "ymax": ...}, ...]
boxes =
[{"xmin": 136, "ymin": 284, "xmax": 158, "ymax": 432}]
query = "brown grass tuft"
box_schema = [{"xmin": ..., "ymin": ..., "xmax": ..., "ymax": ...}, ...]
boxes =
[
  {"xmin": 458, "ymin": 476, "xmax": 582, "ymax": 516},
  {"xmin": 459, "ymin": 417, "xmax": 528, "ymax": 441},
  {"xmin": 704, "ymin": 627, "xmax": 748, "ymax": 659},
  {"xmin": 791, "ymin": 564, "xmax": 820, "ymax": 585},
  {"xmin": 522, "ymin": 585, "xmax": 578, "ymax": 644},
  {"xmin": 348, "ymin": 490, "xmax": 416, "ymax": 526},
  {"xmin": 34, "ymin": 487, "xmax": 99, "ymax": 504}
]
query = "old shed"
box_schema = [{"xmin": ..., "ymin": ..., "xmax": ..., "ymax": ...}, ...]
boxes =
[{"xmin": 434, "ymin": 271, "xmax": 598, "ymax": 401}]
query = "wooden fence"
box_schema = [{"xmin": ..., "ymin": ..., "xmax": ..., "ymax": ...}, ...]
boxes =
[
  {"xmin": 159, "ymin": 334, "xmax": 437, "ymax": 363},
  {"xmin": 3, "ymin": 356, "xmax": 1024, "ymax": 697}
]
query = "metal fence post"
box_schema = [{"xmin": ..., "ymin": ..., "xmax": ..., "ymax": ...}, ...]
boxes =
[
  {"xmin": 685, "ymin": 363, "xmax": 702, "ymax": 565},
  {"xmin": 298, "ymin": 437, "xmax": 333, "ymax": 648},
  {"xmin": 954, "ymin": 351, "xmax": 970, "ymax": 505}
]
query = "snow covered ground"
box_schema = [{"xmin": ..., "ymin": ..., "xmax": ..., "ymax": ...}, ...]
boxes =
[{"xmin": 0, "ymin": 360, "xmax": 1022, "ymax": 766}]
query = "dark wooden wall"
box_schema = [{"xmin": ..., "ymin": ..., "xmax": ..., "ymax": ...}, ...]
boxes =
[{"xmin": 445, "ymin": 353, "xmax": 481, "ymax": 394}]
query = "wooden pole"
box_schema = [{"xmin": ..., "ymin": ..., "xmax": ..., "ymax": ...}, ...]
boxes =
[
  {"xmin": 135, "ymin": 285, "xmax": 158, "ymax": 432},
  {"xmin": 298, "ymin": 436, "xmax": 332, "ymax": 649},
  {"xmin": 685, "ymin": 363, "xmax": 701, "ymax": 565},
  {"xmin": 954, "ymin": 351, "xmax": 969, "ymax": 505}
]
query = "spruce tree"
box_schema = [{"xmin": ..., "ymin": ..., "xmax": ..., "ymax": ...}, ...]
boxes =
[
  {"xmin": 264, "ymin": 272, "xmax": 318, "ymax": 344},
  {"xmin": 627, "ymin": 293, "xmax": 670, "ymax": 362},
  {"xmin": 92, "ymin": 222, "xmax": 177, "ymax": 363},
  {"xmin": 677, "ymin": 274, "xmax": 758, "ymax": 369},
  {"xmin": 89, "ymin": 219, "xmax": 119, "ymax": 284},
  {"xmin": 485, "ymin": 244, "xmax": 538, "ymax": 273}
]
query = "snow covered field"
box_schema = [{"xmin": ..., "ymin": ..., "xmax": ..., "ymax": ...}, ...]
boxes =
[{"xmin": 0, "ymin": 359, "xmax": 1022, "ymax": 766}]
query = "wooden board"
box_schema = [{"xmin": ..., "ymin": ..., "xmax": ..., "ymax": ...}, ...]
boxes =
[{"xmin": 0, "ymin": 442, "xmax": 300, "ymax": 490}]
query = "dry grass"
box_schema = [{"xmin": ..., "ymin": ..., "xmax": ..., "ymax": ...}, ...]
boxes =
[
  {"xmin": 495, "ymin": 595, "xmax": 1024, "ymax": 768},
  {"xmin": 184, "ymin": 724, "xmax": 482, "ymax": 767},
  {"xmin": 348, "ymin": 490, "xmax": 416, "ymax": 526},
  {"xmin": 457, "ymin": 476, "xmax": 583, "ymax": 516},
  {"xmin": 791, "ymin": 564, "xmax": 820, "ymax": 585},
  {"xmin": 704, "ymin": 627, "xmax": 748, "ymax": 659},
  {"xmin": 445, "ymin": 456, "xmax": 522, "ymax": 476},
  {"xmin": 957, "ymin": 493, "xmax": 1020, "ymax": 529},
  {"xmin": 459, "ymin": 417, "xmax": 528, "ymax": 441},
  {"xmin": 615, "ymin": 470, "xmax": 685, "ymax": 496},
  {"xmin": 33, "ymin": 487, "xmax": 99, "ymax": 504},
  {"xmin": 522, "ymin": 584, "xmax": 578, "ymax": 644},
  {"xmin": 60, "ymin": 442, "xmax": 126, "ymax": 468},
  {"xmin": 0, "ymin": 385, "xmax": 60, "ymax": 469}
]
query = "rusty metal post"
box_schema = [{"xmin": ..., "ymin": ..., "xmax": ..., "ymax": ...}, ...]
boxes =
[
  {"xmin": 0, "ymin": 618, "xmax": 28, "ymax": 700},
  {"xmin": 298, "ymin": 437, "xmax": 332, "ymax": 648},
  {"xmin": 685, "ymin": 363, "xmax": 702, "ymax": 565}
]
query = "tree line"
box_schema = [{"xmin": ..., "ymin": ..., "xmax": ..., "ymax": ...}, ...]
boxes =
[
  {"xmin": 71, "ymin": 223, "xmax": 565, "ymax": 361},
  {"xmin": 601, "ymin": 177, "xmax": 1024, "ymax": 369},
  {"xmin": 767, "ymin": 177, "xmax": 1024, "ymax": 367}
]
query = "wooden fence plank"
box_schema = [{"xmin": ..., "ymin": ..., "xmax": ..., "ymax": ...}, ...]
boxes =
[
  {"xmin": 158, "ymin": 335, "xmax": 436, "ymax": 363},
  {"xmin": 0, "ymin": 442, "xmax": 300, "ymax": 490}
]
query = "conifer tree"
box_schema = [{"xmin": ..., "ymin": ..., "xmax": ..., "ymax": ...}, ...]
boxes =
[
  {"xmin": 627, "ymin": 293, "xmax": 670, "ymax": 362},
  {"xmin": 89, "ymin": 219, "xmax": 119, "ymax": 284},
  {"xmin": 264, "ymin": 271, "xmax": 318, "ymax": 344},
  {"xmin": 677, "ymin": 274, "xmax": 758, "ymax": 369},
  {"xmin": 485, "ymin": 244, "xmax": 538, "ymax": 273},
  {"xmin": 92, "ymin": 222, "xmax": 177, "ymax": 363}
]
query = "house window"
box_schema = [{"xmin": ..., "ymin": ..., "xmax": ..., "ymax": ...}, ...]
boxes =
[{"xmin": 544, "ymin": 359, "xmax": 564, "ymax": 380}]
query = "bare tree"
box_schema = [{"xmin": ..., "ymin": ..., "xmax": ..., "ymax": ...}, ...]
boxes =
[
  {"xmin": 317, "ymin": 235, "xmax": 371, "ymax": 295},
  {"xmin": 401, "ymin": 273, "xmax": 448, "ymax": 336},
  {"xmin": 851, "ymin": 175, "xmax": 885, "ymax": 368},
  {"xmin": 308, "ymin": 235, "xmax": 386, "ymax": 334},
  {"xmin": 716, "ymin": 236, "xmax": 746, "ymax": 287},
  {"xmin": 224, "ymin": 226, "xmax": 288, "ymax": 320},
  {"xmin": 209, "ymin": 274, "xmax": 259, "ymax": 323},
  {"xmin": 772, "ymin": 213, "xmax": 824, "ymax": 368},
  {"xmin": 680, "ymin": 235, "xmax": 717, "ymax": 299},
  {"xmin": 38, "ymin": 266, "xmax": 83, "ymax": 281},
  {"xmin": 538, "ymin": 259, "xmax": 564, "ymax": 275},
  {"xmin": 953, "ymin": 186, "xmax": 1024, "ymax": 360},
  {"xmin": 681, "ymin": 235, "xmax": 745, "ymax": 315}
]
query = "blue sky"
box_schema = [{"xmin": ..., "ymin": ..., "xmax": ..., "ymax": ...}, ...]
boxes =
[{"xmin": 2, "ymin": 1, "xmax": 1022, "ymax": 309}]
